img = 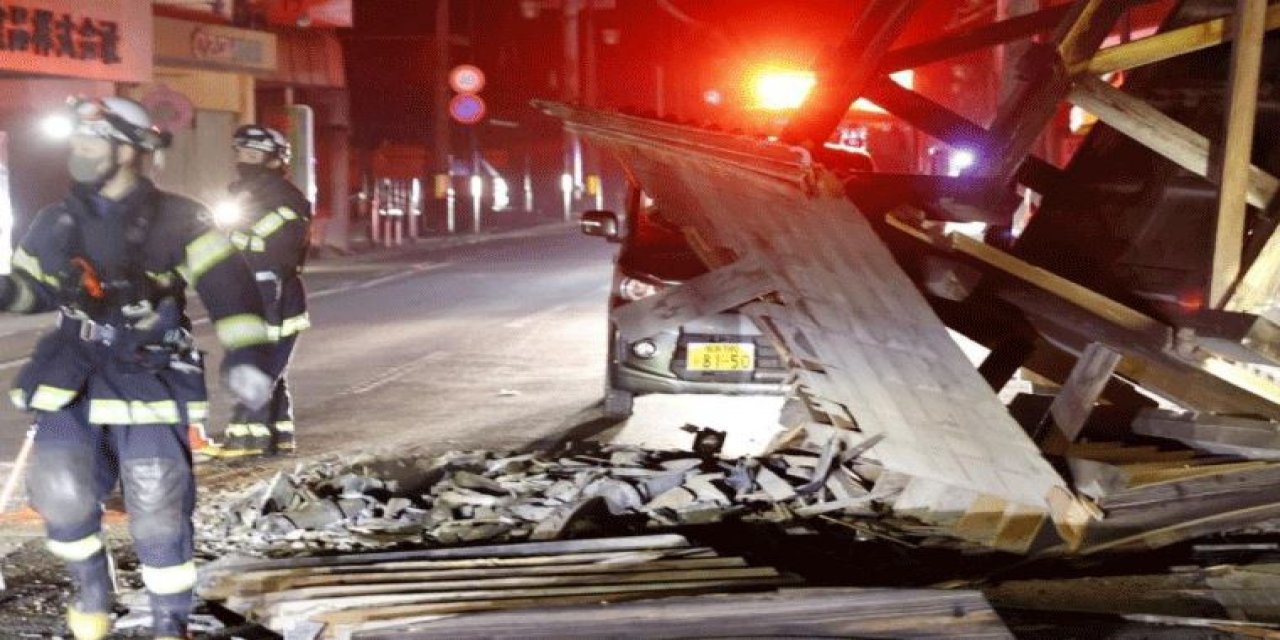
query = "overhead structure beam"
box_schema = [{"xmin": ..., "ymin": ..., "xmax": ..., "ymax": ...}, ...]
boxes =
[
  {"xmin": 1209, "ymin": 0, "xmax": 1269, "ymax": 308},
  {"xmin": 1080, "ymin": 2, "xmax": 1280, "ymax": 75},
  {"xmin": 878, "ymin": 4, "xmax": 1073, "ymax": 74},
  {"xmin": 979, "ymin": 0, "xmax": 1127, "ymax": 184},
  {"xmin": 1066, "ymin": 75, "xmax": 1279, "ymax": 211},
  {"xmin": 780, "ymin": 0, "xmax": 923, "ymax": 148}
]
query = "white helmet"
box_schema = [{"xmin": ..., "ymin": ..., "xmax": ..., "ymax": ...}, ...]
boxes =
[{"xmin": 69, "ymin": 96, "xmax": 171, "ymax": 151}]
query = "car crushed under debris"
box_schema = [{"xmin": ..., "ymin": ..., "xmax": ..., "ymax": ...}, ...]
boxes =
[{"xmin": 581, "ymin": 185, "xmax": 788, "ymax": 419}]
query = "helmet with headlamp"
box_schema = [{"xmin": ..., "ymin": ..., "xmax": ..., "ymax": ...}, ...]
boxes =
[{"xmin": 68, "ymin": 96, "xmax": 172, "ymax": 151}]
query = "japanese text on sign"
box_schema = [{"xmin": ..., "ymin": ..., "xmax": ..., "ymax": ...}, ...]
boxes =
[{"xmin": 0, "ymin": 4, "xmax": 120, "ymax": 63}]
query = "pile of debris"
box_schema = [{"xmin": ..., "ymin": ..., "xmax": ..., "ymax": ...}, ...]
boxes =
[{"xmin": 196, "ymin": 427, "xmax": 885, "ymax": 558}]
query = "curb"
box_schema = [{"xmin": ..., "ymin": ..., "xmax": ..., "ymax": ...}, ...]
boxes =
[{"xmin": 311, "ymin": 221, "xmax": 577, "ymax": 266}]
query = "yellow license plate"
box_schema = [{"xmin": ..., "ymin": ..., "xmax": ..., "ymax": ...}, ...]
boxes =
[{"xmin": 687, "ymin": 343, "xmax": 755, "ymax": 371}]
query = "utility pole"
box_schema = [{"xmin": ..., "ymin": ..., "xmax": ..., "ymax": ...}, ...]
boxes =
[
  {"xmin": 562, "ymin": 0, "xmax": 583, "ymax": 220},
  {"xmin": 433, "ymin": 0, "xmax": 454, "ymax": 233}
]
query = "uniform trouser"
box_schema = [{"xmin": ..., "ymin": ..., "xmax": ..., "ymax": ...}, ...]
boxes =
[
  {"xmin": 25, "ymin": 398, "xmax": 196, "ymax": 635},
  {"xmin": 227, "ymin": 333, "xmax": 297, "ymax": 447}
]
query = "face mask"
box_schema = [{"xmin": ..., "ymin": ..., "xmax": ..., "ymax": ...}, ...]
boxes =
[
  {"xmin": 68, "ymin": 154, "xmax": 112, "ymax": 187},
  {"xmin": 235, "ymin": 162, "xmax": 273, "ymax": 181}
]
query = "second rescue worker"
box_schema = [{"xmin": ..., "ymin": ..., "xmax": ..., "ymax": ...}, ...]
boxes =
[{"xmin": 203, "ymin": 125, "xmax": 312, "ymax": 459}]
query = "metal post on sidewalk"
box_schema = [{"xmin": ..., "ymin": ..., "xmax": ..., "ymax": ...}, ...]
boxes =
[{"xmin": 447, "ymin": 176, "xmax": 457, "ymax": 234}]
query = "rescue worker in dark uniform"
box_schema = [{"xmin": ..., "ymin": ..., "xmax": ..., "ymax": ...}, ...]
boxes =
[
  {"xmin": 204, "ymin": 125, "xmax": 312, "ymax": 458},
  {"xmin": 5, "ymin": 97, "xmax": 275, "ymax": 639}
]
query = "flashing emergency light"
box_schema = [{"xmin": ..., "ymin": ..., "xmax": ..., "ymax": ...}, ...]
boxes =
[
  {"xmin": 750, "ymin": 69, "xmax": 815, "ymax": 111},
  {"xmin": 749, "ymin": 68, "xmax": 914, "ymax": 113},
  {"xmin": 40, "ymin": 114, "xmax": 74, "ymax": 140},
  {"xmin": 949, "ymin": 149, "xmax": 977, "ymax": 176}
]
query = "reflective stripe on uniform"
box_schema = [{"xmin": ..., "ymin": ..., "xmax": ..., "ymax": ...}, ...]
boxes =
[
  {"xmin": 267, "ymin": 312, "xmax": 311, "ymax": 340},
  {"xmin": 250, "ymin": 211, "xmax": 288, "ymax": 238},
  {"xmin": 276, "ymin": 206, "xmax": 300, "ymax": 220},
  {"xmin": 88, "ymin": 399, "xmax": 181, "ymax": 425},
  {"xmin": 9, "ymin": 388, "xmax": 26, "ymax": 409},
  {"xmin": 248, "ymin": 423, "xmax": 271, "ymax": 437},
  {"xmin": 30, "ymin": 385, "xmax": 77, "ymax": 411},
  {"xmin": 182, "ymin": 230, "xmax": 237, "ymax": 283},
  {"xmin": 141, "ymin": 561, "xmax": 197, "ymax": 595},
  {"xmin": 46, "ymin": 534, "xmax": 103, "ymax": 562},
  {"xmin": 249, "ymin": 236, "xmax": 265, "ymax": 252},
  {"xmin": 12, "ymin": 247, "xmax": 59, "ymax": 288},
  {"xmin": 146, "ymin": 270, "xmax": 177, "ymax": 288},
  {"xmin": 8, "ymin": 277, "xmax": 36, "ymax": 312},
  {"xmin": 214, "ymin": 313, "xmax": 270, "ymax": 349},
  {"xmin": 188, "ymin": 401, "xmax": 209, "ymax": 422},
  {"xmin": 274, "ymin": 420, "xmax": 295, "ymax": 433}
]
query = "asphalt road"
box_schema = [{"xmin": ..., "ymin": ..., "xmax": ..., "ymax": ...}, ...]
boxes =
[{"xmin": 0, "ymin": 225, "xmax": 618, "ymax": 470}]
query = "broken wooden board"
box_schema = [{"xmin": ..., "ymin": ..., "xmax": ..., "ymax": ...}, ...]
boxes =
[
  {"xmin": 613, "ymin": 254, "xmax": 775, "ymax": 341},
  {"xmin": 344, "ymin": 587, "xmax": 1013, "ymax": 639},
  {"xmin": 540, "ymin": 103, "xmax": 1069, "ymax": 528},
  {"xmin": 1047, "ymin": 454, "xmax": 1280, "ymax": 555},
  {"xmin": 1133, "ymin": 408, "xmax": 1280, "ymax": 460}
]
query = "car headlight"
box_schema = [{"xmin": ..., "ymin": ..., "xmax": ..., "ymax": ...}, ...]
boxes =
[
  {"xmin": 618, "ymin": 277, "xmax": 661, "ymax": 301},
  {"xmin": 213, "ymin": 200, "xmax": 241, "ymax": 228}
]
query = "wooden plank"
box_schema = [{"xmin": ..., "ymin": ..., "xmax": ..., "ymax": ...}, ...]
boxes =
[
  {"xmin": 204, "ymin": 549, "xmax": 720, "ymax": 600},
  {"xmin": 1210, "ymin": 0, "xmax": 1269, "ymax": 308},
  {"xmin": 1133, "ymin": 408, "xmax": 1280, "ymax": 460},
  {"xmin": 225, "ymin": 557, "xmax": 748, "ymax": 598},
  {"xmin": 1229, "ymin": 229, "xmax": 1280, "ymax": 313},
  {"xmin": 612, "ymin": 255, "xmax": 774, "ymax": 341},
  {"xmin": 342, "ymin": 588, "xmax": 1014, "ymax": 640},
  {"xmin": 202, "ymin": 533, "xmax": 691, "ymax": 576},
  {"xmin": 1066, "ymin": 75, "xmax": 1279, "ymax": 211},
  {"xmin": 780, "ymin": 0, "xmax": 923, "ymax": 146},
  {"xmin": 246, "ymin": 567, "xmax": 782, "ymax": 608},
  {"xmin": 1079, "ymin": 3, "xmax": 1280, "ymax": 75},
  {"xmin": 886, "ymin": 210, "xmax": 1168, "ymax": 338},
  {"xmin": 980, "ymin": 0, "xmax": 1126, "ymax": 183},
  {"xmin": 1039, "ymin": 342, "xmax": 1122, "ymax": 454},
  {"xmin": 263, "ymin": 575, "xmax": 797, "ymax": 628}
]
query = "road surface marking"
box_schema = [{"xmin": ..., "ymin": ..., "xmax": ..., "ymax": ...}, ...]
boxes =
[
  {"xmin": 313, "ymin": 261, "xmax": 450, "ymax": 299},
  {"xmin": 346, "ymin": 351, "xmax": 449, "ymax": 395},
  {"xmin": 502, "ymin": 303, "xmax": 572, "ymax": 329}
]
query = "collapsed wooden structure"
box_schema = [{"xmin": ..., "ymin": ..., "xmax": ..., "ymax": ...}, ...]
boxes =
[
  {"xmin": 541, "ymin": 0, "xmax": 1280, "ymax": 554},
  {"xmin": 199, "ymin": 534, "xmax": 1014, "ymax": 639}
]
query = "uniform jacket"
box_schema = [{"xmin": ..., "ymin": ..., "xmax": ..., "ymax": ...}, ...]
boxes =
[
  {"xmin": 226, "ymin": 171, "xmax": 312, "ymax": 341},
  {"xmin": 0, "ymin": 179, "xmax": 272, "ymax": 425}
]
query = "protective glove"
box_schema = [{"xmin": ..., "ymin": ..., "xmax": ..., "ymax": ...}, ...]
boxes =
[{"xmin": 226, "ymin": 363, "xmax": 273, "ymax": 411}]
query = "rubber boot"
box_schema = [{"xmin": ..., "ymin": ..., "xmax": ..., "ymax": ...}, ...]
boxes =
[
  {"xmin": 150, "ymin": 590, "xmax": 192, "ymax": 639},
  {"xmin": 64, "ymin": 551, "xmax": 113, "ymax": 639}
]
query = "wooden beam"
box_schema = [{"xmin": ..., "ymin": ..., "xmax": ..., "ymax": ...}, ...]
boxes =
[
  {"xmin": 780, "ymin": 0, "xmax": 923, "ymax": 147},
  {"xmin": 613, "ymin": 255, "xmax": 774, "ymax": 341},
  {"xmin": 1210, "ymin": 0, "xmax": 1269, "ymax": 308},
  {"xmin": 1066, "ymin": 74, "xmax": 1279, "ymax": 210},
  {"xmin": 879, "ymin": 4, "xmax": 1073, "ymax": 73},
  {"xmin": 886, "ymin": 208, "xmax": 1167, "ymax": 336},
  {"xmin": 1079, "ymin": 3, "xmax": 1280, "ymax": 75},
  {"xmin": 1038, "ymin": 342, "xmax": 1123, "ymax": 455},
  {"xmin": 860, "ymin": 76, "xmax": 1064, "ymax": 196},
  {"xmin": 1228, "ymin": 227, "xmax": 1280, "ymax": 313},
  {"xmin": 979, "ymin": 0, "xmax": 1127, "ymax": 183}
]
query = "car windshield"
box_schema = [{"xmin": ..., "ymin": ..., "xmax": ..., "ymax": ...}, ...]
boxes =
[{"xmin": 619, "ymin": 201, "xmax": 708, "ymax": 282}]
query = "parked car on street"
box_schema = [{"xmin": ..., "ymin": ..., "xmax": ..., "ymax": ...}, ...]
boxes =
[{"xmin": 581, "ymin": 187, "xmax": 788, "ymax": 418}]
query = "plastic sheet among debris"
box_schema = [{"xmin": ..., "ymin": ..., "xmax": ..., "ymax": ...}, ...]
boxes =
[{"xmin": 195, "ymin": 428, "xmax": 885, "ymax": 558}]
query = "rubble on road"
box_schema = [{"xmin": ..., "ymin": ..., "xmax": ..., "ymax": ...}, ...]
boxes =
[{"xmin": 195, "ymin": 428, "xmax": 885, "ymax": 558}]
